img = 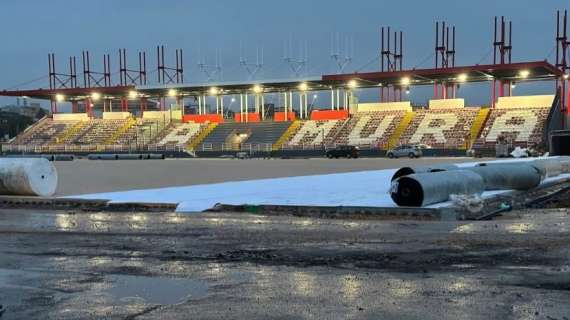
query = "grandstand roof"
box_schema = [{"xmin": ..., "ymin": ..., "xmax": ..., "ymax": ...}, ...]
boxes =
[
  {"xmin": 0, "ymin": 60, "xmax": 562, "ymax": 100},
  {"xmin": 322, "ymin": 61, "xmax": 563, "ymax": 86}
]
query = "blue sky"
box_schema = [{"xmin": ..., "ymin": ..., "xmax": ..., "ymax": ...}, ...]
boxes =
[{"xmin": 0, "ymin": 0, "xmax": 567, "ymax": 108}]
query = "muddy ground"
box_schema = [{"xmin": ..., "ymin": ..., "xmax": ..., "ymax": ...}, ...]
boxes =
[{"xmin": 0, "ymin": 207, "xmax": 569, "ymax": 319}]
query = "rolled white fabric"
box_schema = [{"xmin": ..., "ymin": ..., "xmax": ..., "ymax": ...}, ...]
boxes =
[{"xmin": 0, "ymin": 158, "xmax": 58, "ymax": 196}]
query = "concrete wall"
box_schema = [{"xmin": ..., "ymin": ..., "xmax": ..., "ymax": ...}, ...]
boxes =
[
  {"xmin": 496, "ymin": 95, "xmax": 555, "ymax": 109},
  {"xmin": 53, "ymin": 113, "xmax": 89, "ymax": 121},
  {"xmin": 355, "ymin": 101, "xmax": 412, "ymax": 113},
  {"xmin": 143, "ymin": 110, "xmax": 182, "ymax": 121},
  {"xmin": 102, "ymin": 112, "xmax": 132, "ymax": 120},
  {"xmin": 428, "ymin": 98, "xmax": 465, "ymax": 109}
]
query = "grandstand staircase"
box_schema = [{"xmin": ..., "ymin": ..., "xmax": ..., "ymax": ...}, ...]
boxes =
[
  {"xmin": 13, "ymin": 116, "xmax": 48, "ymax": 144},
  {"xmin": 103, "ymin": 118, "xmax": 136, "ymax": 145},
  {"xmin": 187, "ymin": 123, "xmax": 217, "ymax": 150},
  {"xmin": 465, "ymin": 108, "xmax": 490, "ymax": 149},
  {"xmin": 272, "ymin": 120, "xmax": 300, "ymax": 150},
  {"xmin": 384, "ymin": 111, "xmax": 414, "ymax": 149},
  {"xmin": 149, "ymin": 122, "xmax": 176, "ymax": 144},
  {"xmin": 52, "ymin": 121, "xmax": 85, "ymax": 144}
]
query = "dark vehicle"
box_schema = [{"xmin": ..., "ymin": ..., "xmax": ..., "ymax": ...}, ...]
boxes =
[{"xmin": 326, "ymin": 145, "xmax": 359, "ymax": 159}]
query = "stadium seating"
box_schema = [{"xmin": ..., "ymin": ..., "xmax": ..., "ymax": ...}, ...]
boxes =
[
  {"xmin": 397, "ymin": 108, "xmax": 479, "ymax": 148},
  {"xmin": 155, "ymin": 122, "xmax": 204, "ymax": 146},
  {"xmin": 4, "ymin": 96, "xmax": 554, "ymax": 154},
  {"xmin": 285, "ymin": 120, "xmax": 345, "ymax": 147},
  {"xmin": 199, "ymin": 122, "xmax": 292, "ymax": 151},
  {"xmin": 335, "ymin": 111, "xmax": 405, "ymax": 147},
  {"xmin": 68, "ymin": 120, "xmax": 128, "ymax": 145},
  {"xmin": 12, "ymin": 118, "xmax": 78, "ymax": 145},
  {"xmin": 479, "ymin": 107, "xmax": 549, "ymax": 146}
]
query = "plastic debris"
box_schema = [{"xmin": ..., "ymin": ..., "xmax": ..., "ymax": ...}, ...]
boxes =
[
  {"xmin": 450, "ymin": 194, "xmax": 484, "ymax": 213},
  {"xmin": 510, "ymin": 147, "xmax": 529, "ymax": 158}
]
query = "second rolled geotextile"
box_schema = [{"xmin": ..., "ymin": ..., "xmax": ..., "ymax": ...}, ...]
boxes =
[{"xmin": 389, "ymin": 158, "xmax": 570, "ymax": 207}]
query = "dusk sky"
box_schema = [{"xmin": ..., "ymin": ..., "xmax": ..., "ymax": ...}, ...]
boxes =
[{"xmin": 0, "ymin": 0, "xmax": 568, "ymax": 108}]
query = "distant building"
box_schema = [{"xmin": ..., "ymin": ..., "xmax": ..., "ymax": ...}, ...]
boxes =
[{"xmin": 1, "ymin": 100, "xmax": 46, "ymax": 120}]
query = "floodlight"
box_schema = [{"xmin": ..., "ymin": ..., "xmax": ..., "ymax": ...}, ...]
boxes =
[{"xmin": 347, "ymin": 80, "xmax": 358, "ymax": 89}]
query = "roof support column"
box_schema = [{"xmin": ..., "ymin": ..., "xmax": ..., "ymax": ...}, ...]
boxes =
[
  {"xmin": 304, "ymin": 92, "xmax": 308, "ymax": 118},
  {"xmin": 72, "ymin": 101, "xmax": 78, "ymax": 113},
  {"xmin": 566, "ymin": 78, "xmax": 569, "ymax": 116},
  {"xmin": 299, "ymin": 93, "xmax": 304, "ymax": 119},
  {"xmin": 288, "ymin": 91, "xmax": 293, "ymax": 116},
  {"xmin": 84, "ymin": 98, "xmax": 92, "ymax": 118},
  {"xmin": 491, "ymin": 80, "xmax": 496, "ymax": 108},
  {"xmin": 239, "ymin": 93, "xmax": 244, "ymax": 122},
  {"xmin": 330, "ymin": 89, "xmax": 335, "ymax": 110},
  {"xmin": 498, "ymin": 80, "xmax": 504, "ymax": 98},
  {"xmin": 177, "ymin": 96, "xmax": 183, "ymax": 117},
  {"xmin": 198, "ymin": 95, "xmax": 202, "ymax": 115},
  {"xmin": 215, "ymin": 95, "xmax": 220, "ymax": 114},
  {"xmin": 118, "ymin": 97, "xmax": 124, "ymax": 113},
  {"xmin": 245, "ymin": 94, "xmax": 249, "ymax": 122},
  {"xmin": 261, "ymin": 94, "xmax": 265, "ymax": 120},
  {"xmin": 50, "ymin": 99, "xmax": 57, "ymax": 115},
  {"xmin": 347, "ymin": 90, "xmax": 353, "ymax": 113},
  {"xmin": 283, "ymin": 92, "xmax": 289, "ymax": 115}
]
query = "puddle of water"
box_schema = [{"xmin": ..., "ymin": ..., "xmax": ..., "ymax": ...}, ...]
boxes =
[
  {"xmin": 0, "ymin": 269, "xmax": 16, "ymax": 286},
  {"xmin": 0, "ymin": 268, "xmax": 32, "ymax": 287},
  {"xmin": 106, "ymin": 274, "xmax": 208, "ymax": 305},
  {"xmin": 451, "ymin": 263, "xmax": 476, "ymax": 269}
]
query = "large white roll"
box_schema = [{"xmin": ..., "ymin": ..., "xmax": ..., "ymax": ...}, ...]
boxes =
[{"xmin": 0, "ymin": 158, "xmax": 58, "ymax": 196}]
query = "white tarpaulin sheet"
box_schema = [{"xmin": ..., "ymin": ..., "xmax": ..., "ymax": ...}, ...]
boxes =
[{"xmin": 67, "ymin": 158, "xmax": 568, "ymax": 212}]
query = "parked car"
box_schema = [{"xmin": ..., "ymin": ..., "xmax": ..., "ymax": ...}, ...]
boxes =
[
  {"xmin": 325, "ymin": 145, "xmax": 359, "ymax": 159},
  {"xmin": 386, "ymin": 145, "xmax": 422, "ymax": 158},
  {"xmin": 235, "ymin": 151, "xmax": 250, "ymax": 159},
  {"xmin": 417, "ymin": 143, "xmax": 432, "ymax": 150}
]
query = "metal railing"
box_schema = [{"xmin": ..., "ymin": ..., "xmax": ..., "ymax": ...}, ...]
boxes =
[
  {"xmin": 199, "ymin": 143, "xmax": 273, "ymax": 152},
  {"xmin": 1, "ymin": 143, "xmax": 187, "ymax": 153},
  {"xmin": 3, "ymin": 139, "xmax": 538, "ymax": 155}
]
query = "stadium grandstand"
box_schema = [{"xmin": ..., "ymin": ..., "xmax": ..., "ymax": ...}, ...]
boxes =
[{"xmin": 1, "ymin": 12, "xmax": 569, "ymax": 157}]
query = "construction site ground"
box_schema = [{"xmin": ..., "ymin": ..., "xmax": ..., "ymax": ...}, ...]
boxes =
[{"xmin": 0, "ymin": 203, "xmax": 568, "ymax": 319}]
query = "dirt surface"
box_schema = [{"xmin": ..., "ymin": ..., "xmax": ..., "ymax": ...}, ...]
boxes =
[
  {"xmin": 54, "ymin": 157, "xmax": 488, "ymax": 196},
  {"xmin": 0, "ymin": 208, "xmax": 569, "ymax": 319}
]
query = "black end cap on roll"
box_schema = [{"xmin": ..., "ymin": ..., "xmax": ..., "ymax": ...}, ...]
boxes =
[
  {"xmin": 390, "ymin": 177, "xmax": 424, "ymax": 207},
  {"xmin": 391, "ymin": 167, "xmax": 415, "ymax": 181}
]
